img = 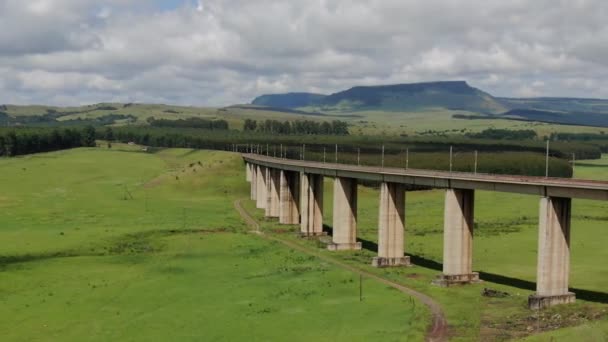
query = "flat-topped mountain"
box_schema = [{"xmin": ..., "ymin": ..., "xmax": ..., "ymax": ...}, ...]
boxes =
[
  {"xmin": 250, "ymin": 81, "xmax": 608, "ymax": 127},
  {"xmin": 252, "ymin": 81, "xmax": 508, "ymax": 114}
]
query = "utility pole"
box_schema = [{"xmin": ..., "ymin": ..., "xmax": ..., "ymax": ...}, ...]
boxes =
[
  {"xmin": 335, "ymin": 144, "xmax": 338, "ymax": 164},
  {"xmin": 381, "ymin": 145, "xmax": 385, "ymax": 169},
  {"xmin": 266, "ymin": 144, "xmax": 269, "ymax": 157},
  {"xmin": 406, "ymin": 148, "xmax": 409, "ymax": 170},
  {"xmin": 449, "ymin": 146, "xmax": 453, "ymax": 173},
  {"xmin": 572, "ymin": 153, "xmax": 576, "ymax": 175},
  {"xmin": 474, "ymin": 150, "xmax": 478, "ymax": 174},
  {"xmin": 303, "ymin": 144, "xmax": 306, "ymax": 161},
  {"xmin": 545, "ymin": 140, "xmax": 550, "ymax": 178},
  {"xmin": 357, "ymin": 148, "xmax": 360, "ymax": 166},
  {"xmin": 323, "ymin": 147, "xmax": 326, "ymax": 163}
]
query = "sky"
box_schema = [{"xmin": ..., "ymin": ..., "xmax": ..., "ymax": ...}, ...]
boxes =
[{"xmin": 1, "ymin": 0, "xmax": 608, "ymax": 106}]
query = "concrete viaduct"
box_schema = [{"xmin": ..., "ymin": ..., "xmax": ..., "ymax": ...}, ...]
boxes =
[{"xmin": 243, "ymin": 153, "xmax": 608, "ymax": 309}]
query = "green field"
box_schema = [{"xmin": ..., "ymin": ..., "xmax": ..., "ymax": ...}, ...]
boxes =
[
  {"xmin": 4, "ymin": 103, "xmax": 608, "ymax": 137},
  {"xmin": 2, "ymin": 146, "xmax": 608, "ymax": 341},
  {"xmin": 0, "ymin": 147, "xmax": 427, "ymax": 341}
]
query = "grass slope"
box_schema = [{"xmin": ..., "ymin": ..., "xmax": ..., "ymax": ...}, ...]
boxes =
[{"xmin": 0, "ymin": 147, "xmax": 426, "ymax": 341}]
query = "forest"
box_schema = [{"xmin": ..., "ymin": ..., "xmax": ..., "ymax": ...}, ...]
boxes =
[{"xmin": 0, "ymin": 126, "xmax": 96, "ymax": 156}]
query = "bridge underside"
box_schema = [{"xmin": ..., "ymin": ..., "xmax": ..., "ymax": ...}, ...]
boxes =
[{"xmin": 243, "ymin": 155, "xmax": 603, "ymax": 309}]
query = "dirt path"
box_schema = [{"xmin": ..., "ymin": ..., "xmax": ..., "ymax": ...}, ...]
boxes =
[{"xmin": 234, "ymin": 199, "xmax": 449, "ymax": 342}]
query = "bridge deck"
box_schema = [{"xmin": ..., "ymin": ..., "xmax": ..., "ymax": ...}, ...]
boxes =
[{"xmin": 243, "ymin": 154, "xmax": 608, "ymax": 201}]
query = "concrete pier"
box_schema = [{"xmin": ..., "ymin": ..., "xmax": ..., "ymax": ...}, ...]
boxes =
[
  {"xmin": 255, "ymin": 166, "xmax": 267, "ymax": 209},
  {"xmin": 300, "ymin": 173, "xmax": 324, "ymax": 236},
  {"xmin": 372, "ymin": 182, "xmax": 411, "ymax": 267},
  {"xmin": 250, "ymin": 163, "xmax": 257, "ymax": 201},
  {"xmin": 434, "ymin": 189, "xmax": 479, "ymax": 286},
  {"xmin": 246, "ymin": 163, "xmax": 252, "ymax": 182},
  {"xmin": 265, "ymin": 168, "xmax": 280, "ymax": 218},
  {"xmin": 279, "ymin": 170, "xmax": 300, "ymax": 224},
  {"xmin": 529, "ymin": 197, "xmax": 575, "ymax": 309},
  {"xmin": 328, "ymin": 177, "xmax": 361, "ymax": 251}
]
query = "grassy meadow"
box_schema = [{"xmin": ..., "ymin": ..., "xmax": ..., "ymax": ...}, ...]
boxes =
[
  {"xmin": 0, "ymin": 146, "xmax": 427, "ymax": 341},
  {"xmin": 2, "ymin": 145, "xmax": 608, "ymax": 341}
]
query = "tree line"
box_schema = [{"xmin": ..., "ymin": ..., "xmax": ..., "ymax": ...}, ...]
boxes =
[
  {"xmin": 0, "ymin": 126, "xmax": 96, "ymax": 156},
  {"xmin": 147, "ymin": 117, "xmax": 229, "ymax": 130},
  {"xmin": 465, "ymin": 128, "xmax": 537, "ymax": 140},
  {"xmin": 243, "ymin": 119, "xmax": 349, "ymax": 135}
]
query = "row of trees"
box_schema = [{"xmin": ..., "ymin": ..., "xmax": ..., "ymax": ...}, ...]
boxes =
[
  {"xmin": 147, "ymin": 117, "xmax": 229, "ymax": 130},
  {"xmin": 0, "ymin": 126, "xmax": 96, "ymax": 156},
  {"xmin": 99, "ymin": 127, "xmax": 573, "ymax": 177},
  {"xmin": 243, "ymin": 119, "xmax": 349, "ymax": 135},
  {"xmin": 102, "ymin": 126, "xmax": 600, "ymax": 159},
  {"xmin": 465, "ymin": 128, "xmax": 537, "ymax": 140}
]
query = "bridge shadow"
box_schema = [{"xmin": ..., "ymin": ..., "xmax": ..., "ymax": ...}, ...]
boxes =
[
  {"xmin": 334, "ymin": 234, "xmax": 608, "ymax": 304},
  {"xmin": 477, "ymin": 271, "xmax": 608, "ymax": 304}
]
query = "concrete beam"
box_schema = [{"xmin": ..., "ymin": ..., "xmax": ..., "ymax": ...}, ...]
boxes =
[
  {"xmin": 328, "ymin": 177, "xmax": 362, "ymax": 251},
  {"xmin": 279, "ymin": 170, "xmax": 300, "ymax": 224},
  {"xmin": 300, "ymin": 173, "xmax": 324, "ymax": 236},
  {"xmin": 243, "ymin": 155, "xmax": 608, "ymax": 201},
  {"xmin": 256, "ymin": 166, "xmax": 267, "ymax": 209},
  {"xmin": 373, "ymin": 182, "xmax": 411, "ymax": 267},
  {"xmin": 529, "ymin": 197, "xmax": 575, "ymax": 309},
  {"xmin": 265, "ymin": 168, "xmax": 280, "ymax": 218},
  {"xmin": 434, "ymin": 189, "xmax": 479, "ymax": 286}
]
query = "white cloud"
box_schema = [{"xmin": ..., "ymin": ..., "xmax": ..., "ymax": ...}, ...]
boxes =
[{"xmin": 1, "ymin": 0, "xmax": 608, "ymax": 106}]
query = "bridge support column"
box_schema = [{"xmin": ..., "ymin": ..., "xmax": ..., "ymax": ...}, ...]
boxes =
[
  {"xmin": 250, "ymin": 164, "xmax": 257, "ymax": 201},
  {"xmin": 279, "ymin": 170, "xmax": 300, "ymax": 224},
  {"xmin": 373, "ymin": 182, "xmax": 411, "ymax": 267},
  {"xmin": 300, "ymin": 173, "xmax": 324, "ymax": 236},
  {"xmin": 529, "ymin": 197, "xmax": 575, "ymax": 309},
  {"xmin": 434, "ymin": 189, "xmax": 479, "ymax": 286},
  {"xmin": 255, "ymin": 166, "xmax": 267, "ymax": 209},
  {"xmin": 328, "ymin": 177, "xmax": 361, "ymax": 251},
  {"xmin": 265, "ymin": 168, "xmax": 280, "ymax": 218},
  {"xmin": 246, "ymin": 163, "xmax": 252, "ymax": 182}
]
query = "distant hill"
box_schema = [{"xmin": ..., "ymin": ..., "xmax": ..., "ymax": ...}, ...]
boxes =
[
  {"xmin": 250, "ymin": 81, "xmax": 608, "ymax": 128},
  {"xmin": 252, "ymin": 92, "xmax": 326, "ymax": 109},
  {"xmin": 498, "ymin": 97, "xmax": 608, "ymax": 115},
  {"xmin": 251, "ymin": 81, "xmax": 508, "ymax": 114},
  {"xmin": 500, "ymin": 109, "xmax": 608, "ymax": 127}
]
